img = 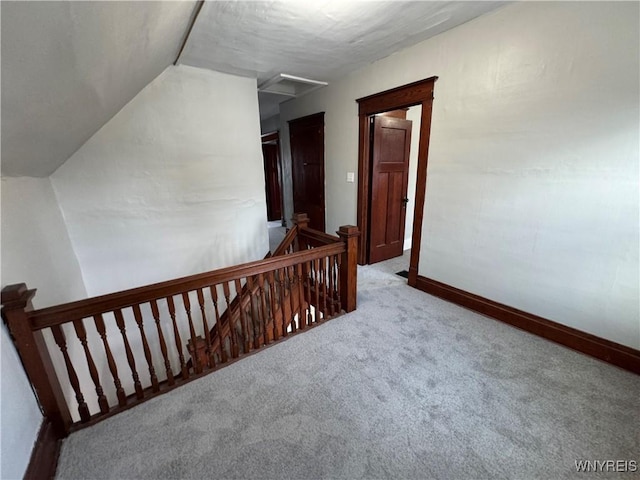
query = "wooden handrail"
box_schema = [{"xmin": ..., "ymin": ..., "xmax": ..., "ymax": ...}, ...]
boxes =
[
  {"xmin": 28, "ymin": 243, "xmax": 344, "ymax": 330},
  {"xmin": 298, "ymin": 227, "xmax": 341, "ymax": 246},
  {"xmin": 2, "ymin": 214, "xmax": 359, "ymax": 442},
  {"xmin": 271, "ymin": 225, "xmax": 298, "ymax": 257}
]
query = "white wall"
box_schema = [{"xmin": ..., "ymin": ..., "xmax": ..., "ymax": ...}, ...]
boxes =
[
  {"xmin": 46, "ymin": 65, "xmax": 267, "ymax": 418},
  {"xmin": 1, "ymin": 178, "xmax": 89, "ymax": 304},
  {"xmin": 1, "ymin": 177, "xmax": 88, "ymax": 479},
  {"xmin": 280, "ymin": 2, "xmax": 639, "ymax": 348},
  {"xmin": 52, "ymin": 65, "xmax": 268, "ymax": 296},
  {"xmin": 260, "ymin": 114, "xmax": 281, "ymax": 135}
]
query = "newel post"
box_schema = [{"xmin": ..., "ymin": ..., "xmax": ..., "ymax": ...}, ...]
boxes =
[
  {"xmin": 292, "ymin": 212, "xmax": 309, "ymax": 230},
  {"xmin": 1, "ymin": 284, "xmax": 72, "ymax": 438},
  {"xmin": 337, "ymin": 225, "xmax": 360, "ymax": 312}
]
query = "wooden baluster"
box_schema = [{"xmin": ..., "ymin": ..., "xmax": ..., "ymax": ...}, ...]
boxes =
[
  {"xmin": 287, "ymin": 266, "xmax": 297, "ymax": 333},
  {"xmin": 132, "ymin": 305, "xmax": 159, "ymax": 392},
  {"xmin": 329, "ymin": 255, "xmax": 336, "ymax": 317},
  {"xmin": 306, "ymin": 261, "xmax": 314, "ymax": 326},
  {"xmin": 51, "ymin": 325, "xmax": 91, "ymax": 422},
  {"xmin": 314, "ymin": 258, "xmax": 321, "ymax": 323},
  {"xmin": 264, "ymin": 277, "xmax": 272, "ymax": 325},
  {"xmin": 301, "ymin": 260, "xmax": 309, "ymax": 327},
  {"xmin": 321, "ymin": 257, "xmax": 328, "ymax": 320},
  {"xmin": 272, "ymin": 271, "xmax": 279, "ymax": 310},
  {"xmin": 209, "ymin": 285, "xmax": 227, "ymax": 363},
  {"xmin": 196, "ymin": 289, "xmax": 214, "ymax": 369},
  {"xmin": 335, "ymin": 254, "xmax": 342, "ymax": 312},
  {"xmin": 222, "ymin": 282, "xmax": 239, "ymax": 358},
  {"xmin": 93, "ymin": 314, "xmax": 127, "ymax": 407},
  {"xmin": 181, "ymin": 292, "xmax": 201, "ymax": 373},
  {"xmin": 296, "ymin": 263, "xmax": 305, "ymax": 329},
  {"xmin": 150, "ymin": 300, "xmax": 174, "ymax": 385},
  {"xmin": 166, "ymin": 296, "xmax": 189, "ymax": 380},
  {"xmin": 289, "ymin": 265, "xmax": 301, "ymax": 333},
  {"xmin": 114, "ymin": 309, "xmax": 144, "ymax": 399},
  {"xmin": 268, "ymin": 271, "xmax": 280, "ymax": 340},
  {"xmin": 257, "ymin": 274, "xmax": 269, "ymax": 345},
  {"xmin": 72, "ymin": 319, "xmax": 109, "ymax": 414},
  {"xmin": 245, "ymin": 304, "xmax": 254, "ymax": 348},
  {"xmin": 313, "ymin": 259, "xmax": 322, "ymax": 323},
  {"xmin": 253, "ymin": 275, "xmax": 264, "ymax": 343},
  {"xmin": 246, "ymin": 277, "xmax": 261, "ymax": 349},
  {"xmin": 278, "ymin": 269, "xmax": 288, "ymax": 337},
  {"xmin": 235, "ymin": 279, "xmax": 250, "ymax": 353}
]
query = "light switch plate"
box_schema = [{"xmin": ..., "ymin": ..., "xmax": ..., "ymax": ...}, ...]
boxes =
[{"xmin": 346, "ymin": 171, "xmax": 355, "ymax": 183}]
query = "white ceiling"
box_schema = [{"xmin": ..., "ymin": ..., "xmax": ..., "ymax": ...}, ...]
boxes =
[
  {"xmin": 1, "ymin": 1, "xmax": 197, "ymax": 177},
  {"xmin": 179, "ymin": 1, "xmax": 507, "ymax": 120},
  {"xmin": 1, "ymin": 1, "xmax": 506, "ymax": 177}
]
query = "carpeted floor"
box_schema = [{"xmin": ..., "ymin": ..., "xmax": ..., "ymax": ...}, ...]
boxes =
[{"xmin": 56, "ymin": 253, "xmax": 639, "ymax": 479}]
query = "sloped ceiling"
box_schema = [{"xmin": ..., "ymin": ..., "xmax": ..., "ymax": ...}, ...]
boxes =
[
  {"xmin": 178, "ymin": 1, "xmax": 507, "ymax": 120},
  {"xmin": 1, "ymin": 1, "xmax": 197, "ymax": 177},
  {"xmin": 2, "ymin": 1, "xmax": 506, "ymax": 177}
]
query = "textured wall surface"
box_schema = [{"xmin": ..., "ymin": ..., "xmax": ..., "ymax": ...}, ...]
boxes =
[
  {"xmin": 45, "ymin": 66, "xmax": 268, "ymax": 421},
  {"xmin": 280, "ymin": 2, "xmax": 639, "ymax": 348},
  {"xmin": 52, "ymin": 65, "xmax": 268, "ymax": 297},
  {"xmin": 1, "ymin": 1, "xmax": 196, "ymax": 177},
  {"xmin": 1, "ymin": 177, "xmax": 89, "ymax": 479},
  {"xmin": 1, "ymin": 177, "xmax": 88, "ymax": 304}
]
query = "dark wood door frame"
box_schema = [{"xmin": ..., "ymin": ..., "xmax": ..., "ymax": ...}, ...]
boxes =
[{"xmin": 356, "ymin": 77, "xmax": 438, "ymax": 287}]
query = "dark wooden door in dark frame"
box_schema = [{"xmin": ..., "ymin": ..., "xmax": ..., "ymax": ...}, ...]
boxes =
[
  {"xmin": 261, "ymin": 131, "xmax": 283, "ymax": 222},
  {"xmin": 368, "ymin": 115, "xmax": 413, "ymax": 264},
  {"xmin": 356, "ymin": 77, "xmax": 438, "ymax": 286},
  {"xmin": 289, "ymin": 112, "xmax": 326, "ymax": 232}
]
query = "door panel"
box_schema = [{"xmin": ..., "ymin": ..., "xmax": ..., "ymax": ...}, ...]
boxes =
[
  {"xmin": 289, "ymin": 113, "xmax": 325, "ymax": 232},
  {"xmin": 369, "ymin": 115, "xmax": 412, "ymax": 264}
]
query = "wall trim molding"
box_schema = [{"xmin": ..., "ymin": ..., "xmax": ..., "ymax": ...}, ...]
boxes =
[
  {"xmin": 24, "ymin": 420, "xmax": 61, "ymax": 480},
  {"xmin": 414, "ymin": 276, "xmax": 640, "ymax": 375}
]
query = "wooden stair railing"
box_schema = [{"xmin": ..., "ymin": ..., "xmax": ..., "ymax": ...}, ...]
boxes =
[
  {"xmin": 271, "ymin": 224, "xmax": 298, "ymax": 257},
  {"xmin": 293, "ymin": 213, "xmax": 359, "ymax": 313},
  {"xmin": 1, "ymin": 214, "xmax": 358, "ymax": 440},
  {"xmin": 197, "ymin": 214, "xmax": 359, "ymax": 367},
  {"xmin": 187, "ymin": 214, "xmax": 356, "ymax": 374}
]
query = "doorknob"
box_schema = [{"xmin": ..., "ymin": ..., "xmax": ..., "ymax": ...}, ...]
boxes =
[{"xmin": 402, "ymin": 197, "xmax": 409, "ymax": 206}]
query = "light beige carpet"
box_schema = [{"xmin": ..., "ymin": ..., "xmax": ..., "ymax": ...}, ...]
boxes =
[{"xmin": 56, "ymin": 263, "xmax": 639, "ymax": 479}]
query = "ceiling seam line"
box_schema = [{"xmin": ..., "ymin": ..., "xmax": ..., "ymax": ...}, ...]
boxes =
[{"xmin": 174, "ymin": 0, "xmax": 206, "ymax": 66}]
